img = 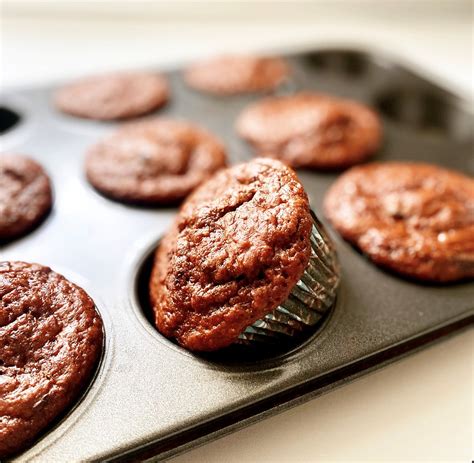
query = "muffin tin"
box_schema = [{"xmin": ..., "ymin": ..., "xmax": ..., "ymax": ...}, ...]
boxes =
[{"xmin": 1, "ymin": 47, "xmax": 473, "ymax": 462}]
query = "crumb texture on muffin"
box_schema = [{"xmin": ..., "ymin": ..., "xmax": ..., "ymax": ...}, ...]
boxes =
[
  {"xmin": 54, "ymin": 72, "xmax": 169, "ymax": 120},
  {"xmin": 237, "ymin": 92, "xmax": 381, "ymax": 169},
  {"xmin": 0, "ymin": 261, "xmax": 103, "ymax": 458},
  {"xmin": 150, "ymin": 158, "xmax": 313, "ymax": 351},
  {"xmin": 85, "ymin": 118, "xmax": 227, "ymax": 205},
  {"xmin": 185, "ymin": 55, "xmax": 289, "ymax": 95},
  {"xmin": 324, "ymin": 162, "xmax": 474, "ymax": 282},
  {"xmin": 0, "ymin": 154, "xmax": 52, "ymax": 241}
]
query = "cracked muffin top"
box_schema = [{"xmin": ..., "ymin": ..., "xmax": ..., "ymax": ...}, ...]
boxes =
[
  {"xmin": 0, "ymin": 261, "xmax": 103, "ymax": 458},
  {"xmin": 0, "ymin": 154, "xmax": 52, "ymax": 241},
  {"xmin": 185, "ymin": 55, "xmax": 289, "ymax": 95},
  {"xmin": 85, "ymin": 118, "xmax": 227, "ymax": 205},
  {"xmin": 150, "ymin": 158, "xmax": 313, "ymax": 351},
  {"xmin": 324, "ymin": 162, "xmax": 474, "ymax": 282},
  {"xmin": 236, "ymin": 92, "xmax": 382, "ymax": 169},
  {"xmin": 54, "ymin": 71, "xmax": 169, "ymax": 120}
]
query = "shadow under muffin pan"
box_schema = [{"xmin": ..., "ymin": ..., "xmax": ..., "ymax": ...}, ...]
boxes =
[{"xmin": 1, "ymin": 47, "xmax": 473, "ymax": 462}]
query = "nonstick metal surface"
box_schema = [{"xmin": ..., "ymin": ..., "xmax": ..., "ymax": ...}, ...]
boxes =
[{"xmin": 1, "ymin": 47, "xmax": 473, "ymax": 462}]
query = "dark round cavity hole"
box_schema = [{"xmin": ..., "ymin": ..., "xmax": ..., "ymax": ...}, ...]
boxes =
[
  {"xmin": 303, "ymin": 50, "xmax": 371, "ymax": 77},
  {"xmin": 134, "ymin": 244, "xmax": 333, "ymax": 365},
  {"xmin": 375, "ymin": 87, "xmax": 473, "ymax": 140},
  {"xmin": 0, "ymin": 106, "xmax": 22, "ymax": 135}
]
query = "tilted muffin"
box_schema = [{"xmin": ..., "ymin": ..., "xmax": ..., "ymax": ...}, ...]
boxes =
[
  {"xmin": 150, "ymin": 158, "xmax": 340, "ymax": 351},
  {"xmin": 0, "ymin": 262, "xmax": 103, "ymax": 458},
  {"xmin": 85, "ymin": 118, "xmax": 227, "ymax": 205},
  {"xmin": 0, "ymin": 154, "xmax": 52, "ymax": 241},
  {"xmin": 236, "ymin": 92, "xmax": 381, "ymax": 169},
  {"xmin": 185, "ymin": 55, "xmax": 289, "ymax": 95},
  {"xmin": 324, "ymin": 162, "xmax": 474, "ymax": 282},
  {"xmin": 54, "ymin": 71, "xmax": 169, "ymax": 120}
]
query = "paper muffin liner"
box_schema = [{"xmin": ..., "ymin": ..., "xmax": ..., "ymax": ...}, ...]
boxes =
[{"xmin": 236, "ymin": 210, "xmax": 340, "ymax": 346}]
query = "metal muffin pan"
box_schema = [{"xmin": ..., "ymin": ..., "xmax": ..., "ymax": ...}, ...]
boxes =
[{"xmin": 1, "ymin": 47, "xmax": 473, "ymax": 462}]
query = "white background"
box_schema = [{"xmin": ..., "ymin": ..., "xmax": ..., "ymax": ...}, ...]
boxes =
[{"xmin": 1, "ymin": 1, "xmax": 473, "ymax": 461}]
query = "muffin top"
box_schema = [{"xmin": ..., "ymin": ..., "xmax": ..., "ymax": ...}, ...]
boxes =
[
  {"xmin": 236, "ymin": 92, "xmax": 381, "ymax": 169},
  {"xmin": 0, "ymin": 261, "xmax": 103, "ymax": 458},
  {"xmin": 54, "ymin": 71, "xmax": 169, "ymax": 120},
  {"xmin": 0, "ymin": 154, "xmax": 52, "ymax": 241},
  {"xmin": 85, "ymin": 118, "xmax": 227, "ymax": 205},
  {"xmin": 150, "ymin": 158, "xmax": 313, "ymax": 351},
  {"xmin": 324, "ymin": 162, "xmax": 474, "ymax": 282},
  {"xmin": 185, "ymin": 55, "xmax": 289, "ymax": 95}
]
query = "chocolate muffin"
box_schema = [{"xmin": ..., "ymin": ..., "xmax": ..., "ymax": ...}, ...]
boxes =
[
  {"xmin": 54, "ymin": 72, "xmax": 169, "ymax": 120},
  {"xmin": 85, "ymin": 118, "xmax": 227, "ymax": 205},
  {"xmin": 0, "ymin": 262, "xmax": 103, "ymax": 458},
  {"xmin": 150, "ymin": 158, "xmax": 340, "ymax": 351},
  {"xmin": 324, "ymin": 162, "xmax": 474, "ymax": 282},
  {"xmin": 236, "ymin": 92, "xmax": 382, "ymax": 169},
  {"xmin": 185, "ymin": 55, "xmax": 289, "ymax": 95},
  {"xmin": 0, "ymin": 154, "xmax": 52, "ymax": 241}
]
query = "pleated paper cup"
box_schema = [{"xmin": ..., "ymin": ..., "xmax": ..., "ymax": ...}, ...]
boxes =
[{"xmin": 236, "ymin": 211, "xmax": 340, "ymax": 346}]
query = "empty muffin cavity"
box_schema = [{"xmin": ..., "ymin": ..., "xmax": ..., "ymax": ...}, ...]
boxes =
[
  {"xmin": 375, "ymin": 87, "xmax": 473, "ymax": 140},
  {"xmin": 303, "ymin": 50, "xmax": 371, "ymax": 77},
  {"xmin": 0, "ymin": 106, "xmax": 22, "ymax": 135},
  {"xmin": 132, "ymin": 240, "xmax": 337, "ymax": 365}
]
